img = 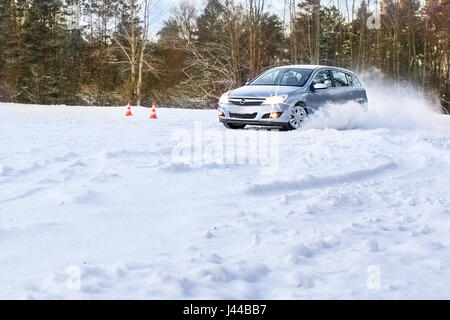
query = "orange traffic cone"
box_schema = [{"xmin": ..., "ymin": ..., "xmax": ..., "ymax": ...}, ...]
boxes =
[
  {"xmin": 150, "ymin": 103, "xmax": 158, "ymax": 119},
  {"xmin": 125, "ymin": 102, "xmax": 132, "ymax": 117}
]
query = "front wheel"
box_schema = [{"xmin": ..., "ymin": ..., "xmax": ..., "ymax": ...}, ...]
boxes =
[
  {"xmin": 288, "ymin": 105, "xmax": 308, "ymax": 130},
  {"xmin": 223, "ymin": 122, "xmax": 246, "ymax": 130}
]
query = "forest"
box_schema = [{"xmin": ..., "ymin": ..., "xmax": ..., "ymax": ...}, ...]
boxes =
[{"xmin": 0, "ymin": 0, "xmax": 448, "ymax": 111}]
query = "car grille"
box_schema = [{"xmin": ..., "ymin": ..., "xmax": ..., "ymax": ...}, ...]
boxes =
[
  {"xmin": 229, "ymin": 98, "xmax": 264, "ymax": 106},
  {"xmin": 229, "ymin": 112, "xmax": 257, "ymax": 119}
]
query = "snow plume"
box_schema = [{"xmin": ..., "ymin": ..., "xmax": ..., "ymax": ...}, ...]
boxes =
[{"xmin": 303, "ymin": 69, "xmax": 441, "ymax": 131}]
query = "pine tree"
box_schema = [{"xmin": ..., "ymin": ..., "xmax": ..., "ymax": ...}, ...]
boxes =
[{"xmin": 18, "ymin": 0, "xmax": 69, "ymax": 103}]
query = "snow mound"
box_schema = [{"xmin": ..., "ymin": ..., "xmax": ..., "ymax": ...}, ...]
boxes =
[{"xmin": 246, "ymin": 161, "xmax": 397, "ymax": 195}]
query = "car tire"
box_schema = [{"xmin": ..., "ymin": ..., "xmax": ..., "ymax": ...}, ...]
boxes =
[
  {"xmin": 287, "ymin": 104, "xmax": 308, "ymax": 130},
  {"xmin": 223, "ymin": 122, "xmax": 246, "ymax": 130}
]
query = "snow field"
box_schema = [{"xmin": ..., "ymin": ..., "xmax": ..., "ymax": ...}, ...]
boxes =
[{"xmin": 0, "ymin": 82, "xmax": 449, "ymax": 299}]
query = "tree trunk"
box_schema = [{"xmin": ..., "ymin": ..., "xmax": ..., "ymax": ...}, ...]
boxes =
[
  {"xmin": 137, "ymin": 0, "xmax": 150, "ymax": 106},
  {"xmin": 130, "ymin": 0, "xmax": 136, "ymax": 104},
  {"xmin": 247, "ymin": 0, "xmax": 265, "ymax": 78},
  {"xmin": 314, "ymin": 3, "xmax": 320, "ymax": 64},
  {"xmin": 423, "ymin": 19, "xmax": 427, "ymax": 90}
]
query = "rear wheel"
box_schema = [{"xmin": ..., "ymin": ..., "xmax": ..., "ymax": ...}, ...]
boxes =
[
  {"xmin": 223, "ymin": 122, "xmax": 246, "ymax": 130},
  {"xmin": 288, "ymin": 104, "xmax": 308, "ymax": 130}
]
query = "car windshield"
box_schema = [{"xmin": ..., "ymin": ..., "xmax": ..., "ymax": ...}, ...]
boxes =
[{"xmin": 250, "ymin": 68, "xmax": 312, "ymax": 87}]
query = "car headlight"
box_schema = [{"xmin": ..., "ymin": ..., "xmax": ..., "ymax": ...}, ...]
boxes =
[
  {"xmin": 262, "ymin": 95, "xmax": 288, "ymax": 105},
  {"xmin": 219, "ymin": 93, "xmax": 229, "ymax": 105}
]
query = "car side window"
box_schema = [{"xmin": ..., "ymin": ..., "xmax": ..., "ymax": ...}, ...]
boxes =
[
  {"xmin": 332, "ymin": 71, "xmax": 349, "ymax": 87},
  {"xmin": 353, "ymin": 76, "xmax": 362, "ymax": 87},
  {"xmin": 313, "ymin": 71, "xmax": 332, "ymax": 88},
  {"xmin": 345, "ymin": 73, "xmax": 354, "ymax": 86}
]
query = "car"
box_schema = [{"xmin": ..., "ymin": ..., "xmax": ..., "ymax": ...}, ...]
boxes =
[{"xmin": 218, "ymin": 65, "xmax": 368, "ymax": 130}]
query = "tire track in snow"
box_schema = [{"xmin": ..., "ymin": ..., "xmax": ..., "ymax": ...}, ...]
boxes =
[
  {"xmin": 246, "ymin": 161, "xmax": 398, "ymax": 195},
  {"xmin": 0, "ymin": 152, "xmax": 79, "ymax": 185},
  {"xmin": 0, "ymin": 187, "xmax": 45, "ymax": 204}
]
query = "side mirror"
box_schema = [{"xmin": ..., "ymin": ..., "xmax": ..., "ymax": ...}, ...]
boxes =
[
  {"xmin": 245, "ymin": 81, "xmax": 250, "ymax": 86},
  {"xmin": 312, "ymin": 83, "xmax": 328, "ymax": 91}
]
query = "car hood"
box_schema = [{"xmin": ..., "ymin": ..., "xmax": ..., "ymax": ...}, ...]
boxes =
[{"xmin": 228, "ymin": 85, "xmax": 305, "ymax": 99}]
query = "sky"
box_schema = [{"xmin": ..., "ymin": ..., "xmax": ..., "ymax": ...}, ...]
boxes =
[
  {"xmin": 68, "ymin": 0, "xmax": 369, "ymax": 40},
  {"xmin": 157, "ymin": 0, "xmax": 287, "ymax": 24},
  {"xmin": 158, "ymin": 0, "xmax": 377, "ymax": 25},
  {"xmin": 152, "ymin": 0, "xmax": 287, "ymax": 37},
  {"xmin": 142, "ymin": 0, "xmax": 382, "ymax": 37}
]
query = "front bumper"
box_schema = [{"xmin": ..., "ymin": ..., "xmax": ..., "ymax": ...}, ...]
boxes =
[
  {"xmin": 218, "ymin": 103, "xmax": 290, "ymax": 126},
  {"xmin": 219, "ymin": 117, "xmax": 287, "ymax": 127}
]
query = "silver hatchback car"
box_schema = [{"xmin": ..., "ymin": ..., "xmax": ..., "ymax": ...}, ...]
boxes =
[{"xmin": 218, "ymin": 65, "xmax": 368, "ymax": 130}]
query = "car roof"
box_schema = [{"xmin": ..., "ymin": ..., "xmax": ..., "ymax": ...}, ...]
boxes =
[{"xmin": 275, "ymin": 65, "xmax": 354, "ymax": 74}]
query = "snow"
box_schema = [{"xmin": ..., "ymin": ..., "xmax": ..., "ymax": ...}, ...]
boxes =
[{"xmin": 1, "ymin": 84, "xmax": 450, "ymax": 299}]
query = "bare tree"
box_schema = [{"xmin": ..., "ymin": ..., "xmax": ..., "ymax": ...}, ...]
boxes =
[
  {"xmin": 247, "ymin": 0, "xmax": 265, "ymax": 78},
  {"xmin": 114, "ymin": 0, "xmax": 159, "ymax": 105},
  {"xmin": 289, "ymin": 0, "xmax": 298, "ymax": 64},
  {"xmin": 224, "ymin": 0, "xmax": 246, "ymax": 86},
  {"xmin": 137, "ymin": 0, "xmax": 159, "ymax": 106},
  {"xmin": 173, "ymin": 0, "xmax": 197, "ymax": 44}
]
